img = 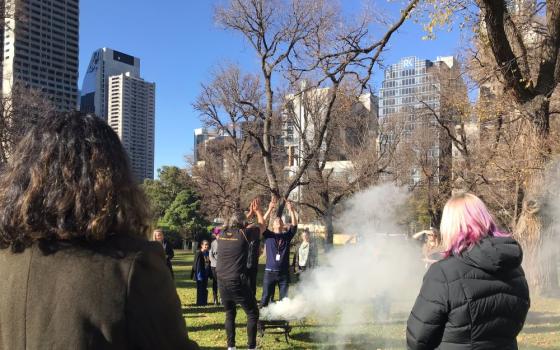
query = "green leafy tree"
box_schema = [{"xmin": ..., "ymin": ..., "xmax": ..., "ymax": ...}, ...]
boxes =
[
  {"xmin": 142, "ymin": 166, "xmax": 191, "ymax": 220},
  {"xmin": 162, "ymin": 189, "xmax": 210, "ymax": 243}
]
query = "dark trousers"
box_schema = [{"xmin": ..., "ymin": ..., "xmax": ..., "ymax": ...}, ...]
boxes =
[
  {"xmin": 219, "ymin": 276, "xmax": 259, "ymax": 349},
  {"xmin": 260, "ymin": 270, "xmax": 289, "ymax": 307},
  {"xmin": 248, "ymin": 267, "xmax": 258, "ymax": 298},
  {"xmin": 211, "ymin": 267, "xmax": 219, "ymax": 303},
  {"xmin": 196, "ymin": 279, "xmax": 208, "ymax": 306}
]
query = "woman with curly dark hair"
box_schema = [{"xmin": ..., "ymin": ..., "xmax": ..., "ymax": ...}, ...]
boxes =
[{"xmin": 0, "ymin": 112, "xmax": 198, "ymax": 349}]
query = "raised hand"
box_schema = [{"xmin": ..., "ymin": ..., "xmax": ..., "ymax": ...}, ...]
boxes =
[
  {"xmin": 264, "ymin": 195, "xmax": 276, "ymax": 222},
  {"xmin": 286, "ymin": 200, "xmax": 298, "ymax": 226},
  {"xmin": 246, "ymin": 202, "xmax": 255, "ymax": 219},
  {"xmin": 253, "ymin": 197, "xmax": 262, "ymax": 213},
  {"xmin": 252, "ymin": 197, "xmax": 266, "ymax": 234},
  {"xmin": 248, "ymin": 198, "xmax": 260, "ymax": 217},
  {"xmin": 286, "ymin": 200, "xmax": 294, "ymax": 212},
  {"xmin": 268, "ymin": 196, "xmax": 277, "ymax": 210}
]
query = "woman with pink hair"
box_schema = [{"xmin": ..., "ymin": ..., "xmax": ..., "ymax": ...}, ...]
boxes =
[{"xmin": 406, "ymin": 192, "xmax": 529, "ymax": 350}]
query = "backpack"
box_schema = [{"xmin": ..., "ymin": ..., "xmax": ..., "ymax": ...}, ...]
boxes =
[{"xmin": 240, "ymin": 229, "xmax": 257, "ymax": 270}]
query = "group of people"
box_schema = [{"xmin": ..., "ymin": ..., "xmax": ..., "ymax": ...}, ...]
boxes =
[
  {"xmin": 187, "ymin": 199, "xmax": 318, "ymax": 308},
  {"xmin": 157, "ymin": 195, "xmax": 316, "ymax": 349},
  {"xmin": 203, "ymin": 198, "xmax": 316, "ymax": 350},
  {"xmin": 0, "ymin": 111, "xmax": 532, "ymax": 350}
]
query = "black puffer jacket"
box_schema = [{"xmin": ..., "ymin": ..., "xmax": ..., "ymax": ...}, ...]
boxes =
[{"xmin": 406, "ymin": 237, "xmax": 530, "ymax": 350}]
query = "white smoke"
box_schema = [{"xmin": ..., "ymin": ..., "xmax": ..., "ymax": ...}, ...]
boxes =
[
  {"xmin": 260, "ymin": 183, "xmax": 426, "ymax": 345},
  {"xmin": 538, "ymin": 160, "xmax": 560, "ymax": 295}
]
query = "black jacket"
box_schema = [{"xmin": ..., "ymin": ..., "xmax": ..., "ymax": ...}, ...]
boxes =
[
  {"xmin": 162, "ymin": 238, "xmax": 174, "ymax": 263},
  {"xmin": 190, "ymin": 251, "xmax": 210, "ymax": 281},
  {"xmin": 406, "ymin": 237, "xmax": 530, "ymax": 350}
]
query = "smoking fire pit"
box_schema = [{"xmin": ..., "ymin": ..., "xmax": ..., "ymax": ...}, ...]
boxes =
[{"xmin": 257, "ymin": 319, "xmax": 292, "ymax": 344}]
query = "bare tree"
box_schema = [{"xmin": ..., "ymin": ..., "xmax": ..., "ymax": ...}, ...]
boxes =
[
  {"xmin": 289, "ymin": 86, "xmax": 397, "ymax": 245},
  {"xmin": 192, "ymin": 66, "xmax": 269, "ymax": 218},
  {"xmin": 191, "ymin": 138, "xmax": 267, "ymax": 219},
  {"xmin": 0, "ymin": 2, "xmax": 56, "ymax": 164},
  {"xmin": 0, "ymin": 85, "xmax": 56, "ymax": 164},
  {"xmin": 215, "ymin": 0, "xmax": 419, "ymax": 216},
  {"xmin": 475, "ymin": 0, "xmax": 559, "ymax": 137}
]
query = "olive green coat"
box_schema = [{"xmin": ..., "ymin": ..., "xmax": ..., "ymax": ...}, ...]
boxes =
[{"xmin": 0, "ymin": 234, "xmax": 199, "ymax": 350}]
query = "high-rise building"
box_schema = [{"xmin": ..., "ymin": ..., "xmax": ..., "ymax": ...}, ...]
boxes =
[
  {"xmin": 2, "ymin": 0, "xmax": 79, "ymax": 111},
  {"xmin": 379, "ymin": 56, "xmax": 457, "ymax": 119},
  {"xmin": 108, "ymin": 72, "xmax": 155, "ymax": 182},
  {"xmin": 282, "ymin": 87, "xmax": 331, "ymax": 167},
  {"xmin": 81, "ymin": 48, "xmax": 140, "ymax": 119},
  {"xmin": 281, "ymin": 86, "xmax": 379, "ymax": 203},
  {"xmin": 379, "ymin": 56, "xmax": 465, "ymax": 185},
  {"xmin": 193, "ymin": 127, "xmax": 219, "ymax": 163},
  {"xmin": 283, "ymin": 87, "xmax": 378, "ymax": 167}
]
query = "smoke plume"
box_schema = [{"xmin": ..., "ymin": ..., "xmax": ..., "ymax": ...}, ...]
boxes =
[
  {"xmin": 260, "ymin": 184, "xmax": 426, "ymax": 346},
  {"xmin": 533, "ymin": 160, "xmax": 560, "ymax": 295}
]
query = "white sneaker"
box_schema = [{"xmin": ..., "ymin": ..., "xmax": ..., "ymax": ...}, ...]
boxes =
[{"xmin": 227, "ymin": 348, "xmax": 236, "ymax": 350}]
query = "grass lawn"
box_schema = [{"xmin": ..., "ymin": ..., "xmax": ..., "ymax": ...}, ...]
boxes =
[{"xmin": 173, "ymin": 250, "xmax": 560, "ymax": 350}]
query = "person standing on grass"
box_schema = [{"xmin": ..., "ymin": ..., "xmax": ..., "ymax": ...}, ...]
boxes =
[
  {"xmin": 216, "ymin": 198, "xmax": 267, "ymax": 350},
  {"xmin": 209, "ymin": 231, "xmax": 220, "ymax": 304},
  {"xmin": 421, "ymin": 228, "xmax": 444, "ymax": 268},
  {"xmin": 153, "ymin": 228, "xmax": 175, "ymax": 278},
  {"xmin": 260, "ymin": 200, "xmax": 298, "ymax": 307},
  {"xmin": 292, "ymin": 228, "xmax": 318, "ymax": 274},
  {"xmin": 191, "ymin": 240, "xmax": 211, "ymax": 306},
  {"xmin": 406, "ymin": 192, "xmax": 530, "ymax": 350},
  {"xmin": 0, "ymin": 112, "xmax": 198, "ymax": 349}
]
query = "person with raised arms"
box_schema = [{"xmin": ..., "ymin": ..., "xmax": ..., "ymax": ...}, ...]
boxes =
[
  {"xmin": 216, "ymin": 198, "xmax": 268, "ymax": 350},
  {"xmin": 260, "ymin": 200, "xmax": 298, "ymax": 307}
]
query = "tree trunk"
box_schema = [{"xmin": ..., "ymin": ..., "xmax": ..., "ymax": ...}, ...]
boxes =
[
  {"xmin": 478, "ymin": 0, "xmax": 560, "ymax": 296},
  {"xmin": 262, "ymin": 71, "xmax": 281, "ymax": 200},
  {"xmin": 233, "ymin": 159, "xmax": 244, "ymax": 212},
  {"xmin": 512, "ymin": 179, "xmax": 523, "ymax": 230},
  {"xmin": 527, "ymin": 95, "xmax": 551, "ymax": 138},
  {"xmin": 275, "ymin": 200, "xmax": 286, "ymax": 221},
  {"xmin": 323, "ymin": 207, "xmax": 334, "ymax": 249}
]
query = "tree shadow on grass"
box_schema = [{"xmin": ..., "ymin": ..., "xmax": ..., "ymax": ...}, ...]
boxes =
[
  {"xmin": 522, "ymin": 324, "xmax": 560, "ymax": 334},
  {"xmin": 525, "ymin": 311, "xmax": 560, "ymax": 325},
  {"xmin": 187, "ymin": 323, "xmax": 226, "ymax": 332},
  {"xmin": 289, "ymin": 331, "xmax": 405, "ymax": 348},
  {"xmin": 172, "ymin": 259, "xmax": 192, "ymax": 267},
  {"xmin": 183, "ymin": 306, "xmax": 224, "ymax": 314},
  {"xmin": 175, "ymin": 279, "xmax": 196, "ymax": 289},
  {"xmin": 519, "ymin": 346, "xmax": 559, "ymax": 350},
  {"xmin": 187, "ymin": 322, "xmax": 250, "ymax": 333}
]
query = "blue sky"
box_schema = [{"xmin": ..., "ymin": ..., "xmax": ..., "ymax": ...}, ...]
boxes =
[{"xmin": 79, "ymin": 1, "xmax": 463, "ymax": 177}]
